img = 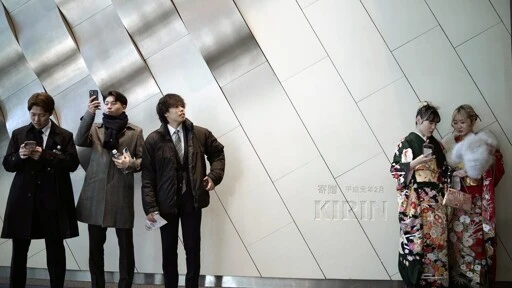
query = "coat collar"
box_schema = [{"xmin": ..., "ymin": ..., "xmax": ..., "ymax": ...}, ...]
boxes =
[
  {"xmin": 26, "ymin": 120, "xmax": 63, "ymax": 149},
  {"xmin": 158, "ymin": 118, "xmax": 194, "ymax": 140}
]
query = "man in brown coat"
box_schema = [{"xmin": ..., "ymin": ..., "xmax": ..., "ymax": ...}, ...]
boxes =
[
  {"xmin": 75, "ymin": 90, "xmax": 144, "ymax": 288},
  {"xmin": 142, "ymin": 93, "xmax": 225, "ymax": 288}
]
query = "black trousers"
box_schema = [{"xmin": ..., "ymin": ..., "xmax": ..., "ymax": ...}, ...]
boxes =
[
  {"xmin": 10, "ymin": 211, "xmax": 65, "ymax": 288},
  {"xmin": 88, "ymin": 225, "xmax": 135, "ymax": 288},
  {"xmin": 160, "ymin": 190, "xmax": 202, "ymax": 288}
]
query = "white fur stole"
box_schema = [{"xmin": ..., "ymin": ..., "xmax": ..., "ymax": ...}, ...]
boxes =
[{"xmin": 449, "ymin": 131, "xmax": 498, "ymax": 178}]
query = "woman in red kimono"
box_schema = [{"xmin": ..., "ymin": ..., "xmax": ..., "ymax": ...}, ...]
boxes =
[{"xmin": 442, "ymin": 104, "xmax": 505, "ymax": 288}]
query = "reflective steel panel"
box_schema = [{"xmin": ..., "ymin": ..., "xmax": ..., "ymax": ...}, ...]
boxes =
[
  {"xmin": 0, "ymin": 80, "xmax": 44, "ymax": 135},
  {"xmin": 10, "ymin": 0, "xmax": 89, "ymax": 96},
  {"xmin": 72, "ymin": 5, "xmax": 160, "ymax": 108},
  {"xmin": 146, "ymin": 35, "xmax": 239, "ymax": 137},
  {"xmin": 112, "ymin": 0, "xmax": 188, "ymax": 59},
  {"xmin": 173, "ymin": 0, "xmax": 266, "ymax": 86},
  {"xmin": 0, "ymin": 4, "xmax": 37, "ymax": 99},
  {"xmin": 55, "ymin": 0, "xmax": 112, "ymax": 28},
  {"xmin": 0, "ymin": 106, "xmax": 9, "ymax": 158}
]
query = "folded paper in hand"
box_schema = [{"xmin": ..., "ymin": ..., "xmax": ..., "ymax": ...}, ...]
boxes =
[{"xmin": 145, "ymin": 215, "xmax": 167, "ymax": 231}]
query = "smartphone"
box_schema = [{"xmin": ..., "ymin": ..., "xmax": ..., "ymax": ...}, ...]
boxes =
[
  {"xmin": 24, "ymin": 141, "xmax": 37, "ymax": 150},
  {"xmin": 423, "ymin": 143, "xmax": 434, "ymax": 156},
  {"xmin": 89, "ymin": 89, "xmax": 98, "ymax": 100}
]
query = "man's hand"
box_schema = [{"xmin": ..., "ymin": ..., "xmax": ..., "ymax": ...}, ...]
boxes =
[
  {"xmin": 113, "ymin": 152, "xmax": 130, "ymax": 170},
  {"xmin": 203, "ymin": 176, "xmax": 215, "ymax": 191},
  {"xmin": 87, "ymin": 95, "xmax": 101, "ymax": 114},
  {"xmin": 19, "ymin": 144, "xmax": 31, "ymax": 159},
  {"xmin": 29, "ymin": 146, "xmax": 43, "ymax": 160},
  {"xmin": 146, "ymin": 212, "xmax": 159, "ymax": 223}
]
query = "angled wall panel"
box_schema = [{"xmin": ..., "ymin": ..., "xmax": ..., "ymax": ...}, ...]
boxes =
[
  {"xmin": 1, "ymin": 0, "xmax": 30, "ymax": 13},
  {"xmin": 9, "ymin": 0, "xmax": 89, "ymax": 96},
  {"xmin": 55, "ymin": 0, "xmax": 112, "ymax": 28},
  {"xmin": 146, "ymin": 36, "xmax": 239, "ymax": 137},
  {"xmin": 234, "ymin": 0, "xmax": 326, "ymax": 81},
  {"xmin": 0, "ymin": 5, "xmax": 37, "ymax": 100},
  {"xmin": 112, "ymin": 0, "xmax": 188, "ymax": 59},
  {"xmin": 70, "ymin": 5, "xmax": 160, "ymax": 108},
  {"xmin": 173, "ymin": 0, "xmax": 266, "ymax": 86}
]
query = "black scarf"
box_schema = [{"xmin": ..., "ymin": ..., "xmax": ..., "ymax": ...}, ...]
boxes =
[{"xmin": 102, "ymin": 112, "xmax": 128, "ymax": 150}]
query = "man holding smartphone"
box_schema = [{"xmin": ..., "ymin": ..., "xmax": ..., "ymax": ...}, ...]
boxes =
[
  {"xmin": 75, "ymin": 90, "xmax": 144, "ymax": 288},
  {"xmin": 2, "ymin": 92, "xmax": 80, "ymax": 287},
  {"xmin": 141, "ymin": 94, "xmax": 225, "ymax": 288}
]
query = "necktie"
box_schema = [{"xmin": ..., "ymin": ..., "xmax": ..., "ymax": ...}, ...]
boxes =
[
  {"xmin": 173, "ymin": 130, "xmax": 183, "ymax": 162},
  {"xmin": 36, "ymin": 129, "xmax": 44, "ymax": 148},
  {"xmin": 173, "ymin": 130, "xmax": 186, "ymax": 194}
]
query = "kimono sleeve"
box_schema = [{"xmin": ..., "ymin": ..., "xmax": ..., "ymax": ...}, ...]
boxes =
[
  {"xmin": 493, "ymin": 149, "xmax": 505, "ymax": 186},
  {"xmin": 390, "ymin": 138, "xmax": 413, "ymax": 191}
]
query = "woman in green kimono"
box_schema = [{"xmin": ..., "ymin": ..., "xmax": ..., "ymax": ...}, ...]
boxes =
[{"xmin": 390, "ymin": 102, "xmax": 450, "ymax": 287}]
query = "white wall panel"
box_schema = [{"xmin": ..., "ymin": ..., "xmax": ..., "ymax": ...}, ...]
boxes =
[
  {"xmin": 247, "ymin": 223, "xmax": 323, "ymax": 279},
  {"xmin": 146, "ymin": 36, "xmax": 239, "ymax": 137},
  {"xmin": 214, "ymin": 127, "xmax": 292, "ymax": 247},
  {"xmin": 457, "ymin": 24, "xmax": 512, "ymax": 142},
  {"xmin": 305, "ymin": 0, "xmax": 403, "ymax": 101},
  {"xmin": 1, "ymin": 0, "xmax": 31, "ymax": 13},
  {"xmin": 55, "ymin": 0, "xmax": 112, "ymax": 28},
  {"xmin": 223, "ymin": 63, "xmax": 319, "ymax": 181},
  {"xmin": 394, "ymin": 27, "xmax": 496, "ymax": 137},
  {"xmin": 283, "ymin": 58, "xmax": 381, "ymax": 177},
  {"xmin": 126, "ymin": 93, "xmax": 162, "ymax": 136},
  {"xmin": 200, "ymin": 191, "xmax": 259, "ymax": 276},
  {"xmin": 426, "ymin": 0, "xmax": 501, "ymax": 47},
  {"xmin": 491, "ymin": 0, "xmax": 511, "ymax": 34},
  {"xmin": 275, "ymin": 157, "xmax": 389, "ymax": 279},
  {"xmin": 361, "ymin": 0, "xmax": 437, "ymax": 50},
  {"xmin": 234, "ymin": 0, "xmax": 326, "ymax": 81},
  {"xmin": 359, "ymin": 77, "xmax": 419, "ymax": 162},
  {"xmin": 297, "ymin": 0, "xmax": 319, "ymax": 10},
  {"xmin": 0, "ymin": 240, "xmax": 12, "ymax": 266},
  {"xmin": 335, "ymin": 153, "xmax": 399, "ymax": 277}
]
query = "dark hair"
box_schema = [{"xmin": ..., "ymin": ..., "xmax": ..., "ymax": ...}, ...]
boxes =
[
  {"xmin": 415, "ymin": 103, "xmax": 441, "ymax": 125},
  {"xmin": 105, "ymin": 91, "xmax": 128, "ymax": 106},
  {"xmin": 27, "ymin": 92, "xmax": 55, "ymax": 114},
  {"xmin": 156, "ymin": 93, "xmax": 186, "ymax": 124}
]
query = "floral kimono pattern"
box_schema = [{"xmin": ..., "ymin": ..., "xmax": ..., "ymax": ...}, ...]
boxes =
[
  {"xmin": 443, "ymin": 134, "xmax": 505, "ymax": 288},
  {"xmin": 391, "ymin": 132, "xmax": 450, "ymax": 287}
]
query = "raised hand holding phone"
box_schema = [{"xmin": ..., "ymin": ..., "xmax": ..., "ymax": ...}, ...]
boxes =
[{"xmin": 88, "ymin": 90, "xmax": 102, "ymax": 113}]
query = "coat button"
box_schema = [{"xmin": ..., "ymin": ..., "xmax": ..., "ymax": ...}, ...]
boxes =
[{"xmin": 28, "ymin": 193, "xmax": 31, "ymax": 197}]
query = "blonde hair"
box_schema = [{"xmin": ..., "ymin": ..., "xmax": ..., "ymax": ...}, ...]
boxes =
[{"xmin": 452, "ymin": 104, "xmax": 480, "ymax": 124}]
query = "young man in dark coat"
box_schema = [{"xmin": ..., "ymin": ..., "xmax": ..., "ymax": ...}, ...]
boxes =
[
  {"xmin": 141, "ymin": 93, "xmax": 225, "ymax": 288},
  {"xmin": 2, "ymin": 92, "xmax": 80, "ymax": 288}
]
